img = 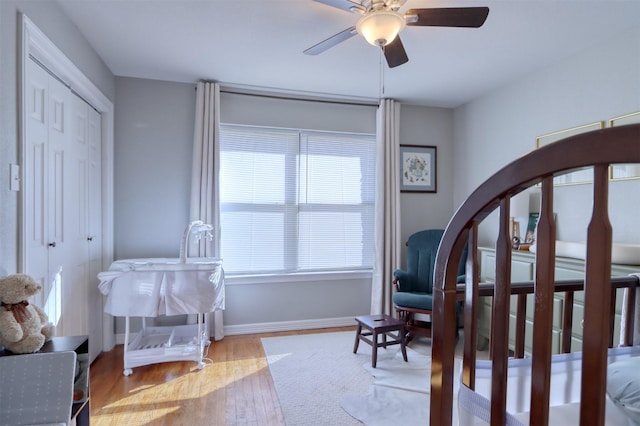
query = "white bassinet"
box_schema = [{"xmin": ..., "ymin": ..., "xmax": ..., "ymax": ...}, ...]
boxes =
[{"xmin": 98, "ymin": 257, "xmax": 225, "ymax": 376}]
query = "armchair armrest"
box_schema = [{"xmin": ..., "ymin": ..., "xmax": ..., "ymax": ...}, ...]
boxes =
[{"xmin": 393, "ymin": 269, "xmax": 411, "ymax": 291}]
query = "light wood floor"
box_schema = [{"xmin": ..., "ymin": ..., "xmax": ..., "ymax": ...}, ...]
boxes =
[{"xmin": 89, "ymin": 327, "xmax": 354, "ymax": 426}]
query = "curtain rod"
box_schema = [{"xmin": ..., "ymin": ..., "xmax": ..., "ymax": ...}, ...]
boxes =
[{"xmin": 196, "ymin": 81, "xmax": 379, "ymax": 107}]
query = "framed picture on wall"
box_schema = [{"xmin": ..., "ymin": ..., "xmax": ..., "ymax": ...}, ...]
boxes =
[
  {"xmin": 399, "ymin": 145, "xmax": 437, "ymax": 193},
  {"xmin": 608, "ymin": 111, "xmax": 640, "ymax": 181},
  {"xmin": 535, "ymin": 121, "xmax": 604, "ymax": 186}
]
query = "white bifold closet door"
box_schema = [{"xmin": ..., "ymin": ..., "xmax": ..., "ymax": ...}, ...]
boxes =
[{"xmin": 24, "ymin": 57, "xmax": 103, "ymax": 361}]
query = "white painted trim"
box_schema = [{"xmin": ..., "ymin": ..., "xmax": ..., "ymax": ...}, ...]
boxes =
[
  {"xmin": 222, "ymin": 316, "xmax": 357, "ymax": 336},
  {"xmin": 114, "ymin": 316, "xmax": 357, "ymax": 344},
  {"xmin": 226, "ymin": 270, "xmax": 372, "ymax": 285},
  {"xmin": 19, "ymin": 14, "xmax": 116, "ymax": 352}
]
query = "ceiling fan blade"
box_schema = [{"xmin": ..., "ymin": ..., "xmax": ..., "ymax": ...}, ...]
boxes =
[
  {"xmin": 312, "ymin": 0, "xmax": 367, "ymax": 14},
  {"xmin": 405, "ymin": 7, "xmax": 489, "ymax": 28},
  {"xmin": 383, "ymin": 36, "xmax": 409, "ymax": 68},
  {"xmin": 304, "ymin": 26, "xmax": 357, "ymax": 55}
]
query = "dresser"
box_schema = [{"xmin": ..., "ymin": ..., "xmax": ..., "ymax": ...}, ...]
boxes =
[{"xmin": 477, "ymin": 247, "xmax": 640, "ymax": 354}]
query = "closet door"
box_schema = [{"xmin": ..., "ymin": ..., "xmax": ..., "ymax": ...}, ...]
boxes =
[
  {"xmin": 24, "ymin": 61, "xmax": 69, "ymax": 325},
  {"xmin": 23, "ymin": 60, "xmax": 49, "ymax": 307},
  {"xmin": 62, "ymin": 94, "xmax": 90, "ymax": 337},
  {"xmin": 47, "ymin": 71, "xmax": 71, "ymax": 331},
  {"xmin": 24, "ymin": 58, "xmax": 103, "ymax": 358},
  {"xmin": 66, "ymin": 95, "xmax": 103, "ymax": 359},
  {"xmin": 87, "ymin": 106, "xmax": 103, "ymax": 362}
]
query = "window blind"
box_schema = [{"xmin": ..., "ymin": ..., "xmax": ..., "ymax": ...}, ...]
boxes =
[{"xmin": 220, "ymin": 124, "xmax": 376, "ymax": 275}]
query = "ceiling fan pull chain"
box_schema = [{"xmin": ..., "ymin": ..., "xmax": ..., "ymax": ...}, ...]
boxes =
[{"xmin": 378, "ymin": 48, "xmax": 384, "ymax": 103}]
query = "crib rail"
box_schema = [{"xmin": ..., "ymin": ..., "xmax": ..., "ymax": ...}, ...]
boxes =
[
  {"xmin": 430, "ymin": 123, "xmax": 640, "ymax": 426},
  {"xmin": 462, "ymin": 275, "xmax": 639, "ymax": 357}
]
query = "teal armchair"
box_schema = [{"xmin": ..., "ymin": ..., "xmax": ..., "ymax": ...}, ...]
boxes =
[{"xmin": 392, "ymin": 229, "xmax": 467, "ymax": 339}]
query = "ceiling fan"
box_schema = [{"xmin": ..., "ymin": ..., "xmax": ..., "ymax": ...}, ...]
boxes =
[{"xmin": 304, "ymin": 0, "xmax": 489, "ymax": 68}]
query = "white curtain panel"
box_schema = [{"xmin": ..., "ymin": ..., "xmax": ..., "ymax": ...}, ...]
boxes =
[
  {"xmin": 371, "ymin": 99, "xmax": 402, "ymax": 315},
  {"xmin": 190, "ymin": 81, "xmax": 224, "ymax": 340}
]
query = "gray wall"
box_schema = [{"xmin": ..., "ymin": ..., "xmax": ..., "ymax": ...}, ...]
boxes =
[
  {"xmin": 0, "ymin": 1, "xmax": 114, "ymax": 277},
  {"xmin": 114, "ymin": 77, "xmax": 195, "ymax": 260},
  {"xmin": 221, "ymin": 92, "xmax": 376, "ymax": 133},
  {"xmin": 399, "ymin": 105, "xmax": 456, "ymax": 254},
  {"xmin": 113, "ymin": 87, "xmax": 458, "ymax": 332},
  {"xmin": 452, "ymin": 27, "xmax": 640, "ymax": 247}
]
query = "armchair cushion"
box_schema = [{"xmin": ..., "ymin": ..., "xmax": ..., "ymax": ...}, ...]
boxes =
[{"xmin": 393, "ymin": 291, "xmax": 434, "ymax": 311}]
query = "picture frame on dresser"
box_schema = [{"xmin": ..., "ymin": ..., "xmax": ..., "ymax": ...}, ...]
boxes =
[
  {"xmin": 608, "ymin": 111, "xmax": 640, "ymax": 181},
  {"xmin": 399, "ymin": 144, "xmax": 437, "ymax": 193}
]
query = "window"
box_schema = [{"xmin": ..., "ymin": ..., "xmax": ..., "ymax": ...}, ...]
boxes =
[{"xmin": 220, "ymin": 124, "xmax": 376, "ymax": 275}]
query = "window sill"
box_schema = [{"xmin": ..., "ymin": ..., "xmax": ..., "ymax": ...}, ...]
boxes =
[{"xmin": 224, "ymin": 270, "xmax": 372, "ymax": 285}]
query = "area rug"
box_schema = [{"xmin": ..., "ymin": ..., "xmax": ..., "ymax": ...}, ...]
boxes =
[
  {"xmin": 262, "ymin": 331, "xmax": 374, "ymax": 425},
  {"xmin": 261, "ymin": 331, "xmax": 439, "ymax": 425},
  {"xmin": 340, "ymin": 344, "xmax": 462, "ymax": 426}
]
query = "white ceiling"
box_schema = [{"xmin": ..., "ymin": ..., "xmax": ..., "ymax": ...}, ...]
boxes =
[{"xmin": 56, "ymin": 0, "xmax": 640, "ymax": 108}]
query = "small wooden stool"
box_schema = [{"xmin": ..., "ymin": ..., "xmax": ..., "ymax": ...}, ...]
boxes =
[{"xmin": 353, "ymin": 314, "xmax": 408, "ymax": 368}]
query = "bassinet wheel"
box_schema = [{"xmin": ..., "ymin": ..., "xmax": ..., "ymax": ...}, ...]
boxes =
[
  {"xmin": 123, "ymin": 368, "xmax": 133, "ymax": 376},
  {"xmin": 197, "ymin": 361, "xmax": 205, "ymax": 370}
]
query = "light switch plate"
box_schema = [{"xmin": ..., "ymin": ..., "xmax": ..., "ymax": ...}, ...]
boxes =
[{"xmin": 10, "ymin": 164, "xmax": 20, "ymax": 191}]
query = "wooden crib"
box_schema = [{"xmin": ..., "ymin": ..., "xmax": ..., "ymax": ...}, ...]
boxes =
[{"xmin": 429, "ymin": 123, "xmax": 640, "ymax": 425}]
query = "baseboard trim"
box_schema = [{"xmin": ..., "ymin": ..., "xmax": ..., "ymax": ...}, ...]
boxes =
[
  {"xmin": 223, "ymin": 316, "xmax": 357, "ymax": 335},
  {"xmin": 114, "ymin": 316, "xmax": 357, "ymax": 344}
]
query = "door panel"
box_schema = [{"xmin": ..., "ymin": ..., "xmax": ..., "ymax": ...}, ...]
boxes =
[
  {"xmin": 87, "ymin": 106, "xmax": 103, "ymax": 362},
  {"xmin": 60, "ymin": 94, "xmax": 90, "ymax": 337},
  {"xmin": 25, "ymin": 62, "xmax": 61, "ymax": 324},
  {"xmin": 47, "ymin": 71, "xmax": 70, "ymax": 335},
  {"xmin": 24, "ymin": 71, "xmax": 48, "ymax": 306}
]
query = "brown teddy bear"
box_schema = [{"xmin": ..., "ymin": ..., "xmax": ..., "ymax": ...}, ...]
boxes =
[{"xmin": 0, "ymin": 274, "xmax": 55, "ymax": 353}]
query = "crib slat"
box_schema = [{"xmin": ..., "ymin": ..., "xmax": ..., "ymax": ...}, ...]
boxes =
[
  {"xmin": 529, "ymin": 176, "xmax": 556, "ymax": 425},
  {"xmin": 431, "ymin": 230, "xmax": 470, "ymax": 426},
  {"xmin": 624, "ymin": 286, "xmax": 637, "ymax": 346},
  {"xmin": 463, "ymin": 222, "xmax": 480, "ymax": 389},
  {"xmin": 514, "ymin": 294, "xmax": 526, "ymax": 359},
  {"xmin": 490, "ymin": 198, "xmax": 512, "ymax": 426},
  {"xmin": 561, "ymin": 291, "xmax": 574, "ymax": 353},
  {"xmin": 580, "ymin": 165, "xmax": 612, "ymax": 426},
  {"xmin": 489, "ymin": 295, "xmax": 495, "ymax": 361},
  {"xmin": 610, "ymin": 287, "xmax": 617, "ymax": 348}
]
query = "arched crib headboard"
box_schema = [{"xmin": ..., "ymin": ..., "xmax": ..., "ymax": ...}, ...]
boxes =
[{"xmin": 430, "ymin": 123, "xmax": 640, "ymax": 425}]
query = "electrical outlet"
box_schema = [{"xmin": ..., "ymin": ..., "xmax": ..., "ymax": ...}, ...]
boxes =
[{"xmin": 10, "ymin": 164, "xmax": 20, "ymax": 191}]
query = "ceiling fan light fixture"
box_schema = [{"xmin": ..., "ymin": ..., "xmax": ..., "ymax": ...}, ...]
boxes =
[{"xmin": 356, "ymin": 11, "xmax": 406, "ymax": 47}]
